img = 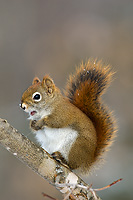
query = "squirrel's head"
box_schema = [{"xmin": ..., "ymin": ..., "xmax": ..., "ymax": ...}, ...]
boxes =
[{"xmin": 20, "ymin": 75, "xmax": 59, "ymax": 120}]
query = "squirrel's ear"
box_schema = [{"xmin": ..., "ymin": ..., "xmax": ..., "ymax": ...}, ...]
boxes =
[
  {"xmin": 32, "ymin": 77, "xmax": 41, "ymax": 85},
  {"xmin": 42, "ymin": 75, "xmax": 55, "ymax": 94}
]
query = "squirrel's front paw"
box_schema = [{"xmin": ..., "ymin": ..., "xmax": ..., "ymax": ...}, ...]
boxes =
[{"xmin": 31, "ymin": 120, "xmax": 43, "ymax": 130}]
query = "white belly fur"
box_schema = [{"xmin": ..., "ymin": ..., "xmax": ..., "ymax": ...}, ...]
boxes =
[{"xmin": 34, "ymin": 127, "xmax": 78, "ymax": 161}]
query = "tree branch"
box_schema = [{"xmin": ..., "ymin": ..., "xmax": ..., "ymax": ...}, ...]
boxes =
[{"xmin": 0, "ymin": 118, "xmax": 101, "ymax": 200}]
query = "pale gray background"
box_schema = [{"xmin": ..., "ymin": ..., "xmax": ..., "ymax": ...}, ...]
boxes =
[{"xmin": 0, "ymin": 0, "xmax": 133, "ymax": 200}]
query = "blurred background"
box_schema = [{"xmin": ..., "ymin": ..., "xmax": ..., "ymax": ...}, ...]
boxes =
[{"xmin": 0, "ymin": 0, "xmax": 133, "ymax": 199}]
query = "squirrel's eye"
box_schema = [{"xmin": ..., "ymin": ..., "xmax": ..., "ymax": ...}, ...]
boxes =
[{"xmin": 32, "ymin": 92, "xmax": 42, "ymax": 102}]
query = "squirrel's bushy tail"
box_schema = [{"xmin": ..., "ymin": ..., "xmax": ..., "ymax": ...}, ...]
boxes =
[{"xmin": 65, "ymin": 59, "xmax": 116, "ymax": 163}]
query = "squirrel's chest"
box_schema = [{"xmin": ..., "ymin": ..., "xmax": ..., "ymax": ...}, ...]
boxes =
[{"xmin": 34, "ymin": 127, "xmax": 78, "ymax": 161}]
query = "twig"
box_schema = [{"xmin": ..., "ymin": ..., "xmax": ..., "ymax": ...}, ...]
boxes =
[
  {"xmin": 42, "ymin": 192, "xmax": 57, "ymax": 200},
  {"xmin": 93, "ymin": 178, "xmax": 123, "ymax": 191}
]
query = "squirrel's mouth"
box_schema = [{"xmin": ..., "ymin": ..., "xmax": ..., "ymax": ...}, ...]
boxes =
[{"xmin": 30, "ymin": 111, "xmax": 37, "ymax": 116}]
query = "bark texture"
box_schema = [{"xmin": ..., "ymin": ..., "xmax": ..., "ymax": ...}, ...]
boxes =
[{"xmin": 0, "ymin": 118, "xmax": 101, "ymax": 200}]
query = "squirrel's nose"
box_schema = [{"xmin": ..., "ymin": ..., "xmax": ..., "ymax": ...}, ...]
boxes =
[{"xmin": 19, "ymin": 103, "xmax": 27, "ymax": 110}]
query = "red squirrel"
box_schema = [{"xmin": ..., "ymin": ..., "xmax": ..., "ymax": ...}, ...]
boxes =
[{"xmin": 20, "ymin": 59, "xmax": 116, "ymax": 173}]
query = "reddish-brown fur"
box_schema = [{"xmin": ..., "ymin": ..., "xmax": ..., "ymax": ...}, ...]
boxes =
[
  {"xmin": 65, "ymin": 59, "xmax": 116, "ymax": 165},
  {"xmin": 21, "ymin": 59, "xmax": 116, "ymax": 173}
]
